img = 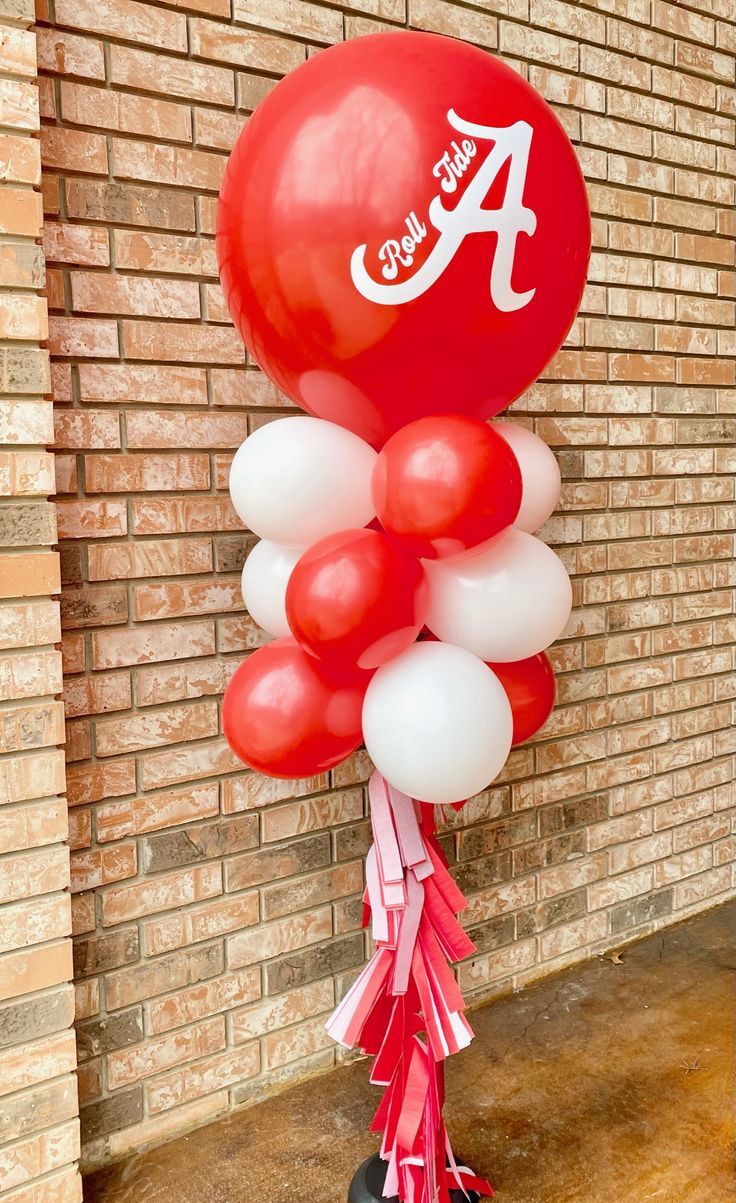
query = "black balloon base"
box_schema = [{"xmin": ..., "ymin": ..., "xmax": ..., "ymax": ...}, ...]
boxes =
[{"xmin": 348, "ymin": 1154, "xmax": 480, "ymax": 1203}]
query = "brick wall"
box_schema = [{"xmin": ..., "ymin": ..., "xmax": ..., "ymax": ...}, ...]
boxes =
[
  {"xmin": 0, "ymin": 1, "xmax": 83, "ymax": 1199},
  {"xmin": 33, "ymin": 0, "xmax": 735, "ymax": 1173}
]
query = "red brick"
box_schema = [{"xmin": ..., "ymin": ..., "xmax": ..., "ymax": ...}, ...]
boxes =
[
  {"xmin": 70, "ymin": 843, "xmax": 137, "ymax": 893},
  {"xmin": 94, "ymin": 700, "xmax": 219, "ymax": 757},
  {"xmin": 125, "ymin": 411, "xmax": 248, "ymax": 450},
  {"xmin": 105, "ymin": 944, "xmax": 224, "ymax": 1012},
  {"xmin": 96, "ymin": 783, "xmax": 219, "ymax": 843},
  {"xmin": 121, "ymin": 320, "xmax": 244, "ymax": 364},
  {"xmin": 130, "ymin": 496, "xmax": 240, "ymax": 536},
  {"xmin": 60, "ymin": 82, "xmax": 192, "ymax": 143},
  {"xmin": 0, "ymin": 797, "xmax": 67, "ymax": 855},
  {"xmin": 56, "ymin": 499, "xmax": 127, "ymax": 540},
  {"xmin": 91, "ymin": 621, "xmax": 216, "ymax": 670},
  {"xmin": 0, "ymin": 940, "xmax": 73, "ymax": 1004},
  {"xmin": 134, "ymin": 657, "xmax": 234, "ymax": 707},
  {"xmin": 40, "ymin": 126, "xmax": 107, "ymax": 174},
  {"xmin": 0, "ymin": 27, "xmax": 36, "ymax": 77},
  {"xmin": 132, "ymin": 579, "xmax": 242, "ymax": 621},
  {"xmin": 233, "ymin": 0, "xmax": 342, "ymax": 40},
  {"xmin": 232, "ymin": 980, "xmax": 333, "ymax": 1045},
  {"xmin": 147, "ymin": 1043, "xmax": 260, "ymax": 1113},
  {"xmin": 107, "ymin": 1017, "xmax": 225, "ymax": 1090},
  {"xmin": 32, "ymin": 831, "xmax": 84, "ymax": 901},
  {"xmin": 65, "ymin": 179, "xmax": 195, "ymax": 231},
  {"xmin": 47, "ymin": 317, "xmax": 118, "ymax": 359},
  {"xmin": 71, "ymin": 273, "xmax": 200, "ymax": 319},
  {"xmin": 78, "ymin": 363, "xmax": 208, "ymax": 406},
  {"xmin": 88, "ymin": 536, "xmax": 212, "ymax": 580},
  {"xmin": 147, "ymin": 968, "xmax": 260, "ymax": 1035},
  {"xmin": 138, "ymin": 738, "xmax": 241, "ymax": 792},
  {"xmin": 0, "ymin": 187, "xmax": 42, "ymax": 237},
  {"xmin": 113, "ymin": 231, "xmax": 216, "ymax": 277},
  {"xmin": 0, "ymin": 552, "xmax": 59, "ymax": 599},
  {"xmin": 142, "ymin": 892, "xmax": 259, "ymax": 956},
  {"xmin": 36, "ymin": 28, "xmax": 105, "ymax": 78},
  {"xmin": 63, "ymin": 671, "xmax": 131, "ymax": 719},
  {"xmin": 0, "ymin": 895, "xmax": 70, "ymax": 956},
  {"xmin": 110, "ymin": 46, "xmax": 234, "ymax": 105},
  {"xmin": 227, "ymin": 908, "xmax": 333, "ymax": 969},
  {"xmin": 0, "ymin": 132, "xmax": 41, "ymax": 186},
  {"xmin": 101, "ymin": 864, "xmax": 221, "ymax": 925},
  {"xmin": 43, "ymin": 222, "xmax": 109, "ymax": 267},
  {"xmin": 0, "ymin": 1031, "xmax": 77, "ymax": 1099}
]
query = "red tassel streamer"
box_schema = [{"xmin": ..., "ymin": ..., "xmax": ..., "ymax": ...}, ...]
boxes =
[{"xmin": 326, "ymin": 772, "xmax": 493, "ymax": 1203}]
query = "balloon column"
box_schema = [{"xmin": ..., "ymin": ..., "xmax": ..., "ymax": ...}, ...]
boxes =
[{"xmin": 217, "ymin": 30, "xmax": 589, "ymax": 1203}]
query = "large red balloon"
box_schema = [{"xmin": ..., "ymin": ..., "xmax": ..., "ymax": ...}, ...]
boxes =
[
  {"xmin": 373, "ymin": 415, "xmax": 522, "ymax": 559},
  {"xmin": 222, "ymin": 637, "xmax": 369, "ymax": 777},
  {"xmin": 286, "ymin": 528, "xmax": 427, "ymax": 669},
  {"xmin": 217, "ymin": 32, "xmax": 590, "ymax": 447},
  {"xmin": 486, "ymin": 652, "xmax": 555, "ymax": 745}
]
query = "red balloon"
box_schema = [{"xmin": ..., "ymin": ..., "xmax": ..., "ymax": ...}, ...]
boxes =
[
  {"xmin": 373, "ymin": 415, "xmax": 522, "ymax": 559},
  {"xmin": 486, "ymin": 653, "xmax": 555, "ymax": 745},
  {"xmin": 217, "ymin": 32, "xmax": 590, "ymax": 447},
  {"xmin": 286, "ymin": 528, "xmax": 427, "ymax": 669},
  {"xmin": 222, "ymin": 637, "xmax": 369, "ymax": 777}
]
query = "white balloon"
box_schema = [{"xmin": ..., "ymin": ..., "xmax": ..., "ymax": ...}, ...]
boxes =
[
  {"xmin": 229, "ymin": 417, "xmax": 376, "ymax": 546},
  {"xmin": 493, "ymin": 421, "xmax": 561, "ymax": 534},
  {"xmin": 424, "ymin": 528, "xmax": 572, "ymax": 662},
  {"xmin": 362, "ymin": 641, "xmax": 512, "ymax": 805},
  {"xmin": 241, "ymin": 540, "xmax": 303, "ymax": 638}
]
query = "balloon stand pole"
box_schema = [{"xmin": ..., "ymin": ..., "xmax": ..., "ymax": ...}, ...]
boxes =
[{"xmin": 327, "ymin": 772, "xmax": 493, "ymax": 1203}]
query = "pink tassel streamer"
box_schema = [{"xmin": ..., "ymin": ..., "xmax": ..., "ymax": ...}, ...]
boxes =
[{"xmin": 326, "ymin": 771, "xmax": 493, "ymax": 1203}]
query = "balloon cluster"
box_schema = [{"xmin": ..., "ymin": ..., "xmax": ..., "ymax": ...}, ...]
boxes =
[
  {"xmin": 222, "ymin": 412, "xmax": 568, "ymax": 806},
  {"xmin": 217, "ymin": 29, "xmax": 590, "ymax": 807}
]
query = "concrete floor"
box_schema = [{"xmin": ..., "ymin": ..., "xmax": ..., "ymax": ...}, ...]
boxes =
[{"xmin": 85, "ymin": 902, "xmax": 735, "ymax": 1203}]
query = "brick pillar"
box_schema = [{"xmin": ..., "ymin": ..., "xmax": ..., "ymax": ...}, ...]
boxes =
[{"xmin": 0, "ymin": 1, "xmax": 82, "ymax": 1199}]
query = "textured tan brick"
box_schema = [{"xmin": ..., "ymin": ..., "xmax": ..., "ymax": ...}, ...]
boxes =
[
  {"xmin": 106, "ymin": 944, "xmax": 223, "ymax": 1012},
  {"xmin": 70, "ymin": 843, "xmax": 137, "ymax": 893},
  {"xmin": 0, "ymin": 939, "xmax": 73, "ymax": 1003},
  {"xmin": 0, "ymin": 894, "xmax": 70, "ymax": 956},
  {"xmin": 147, "ymin": 967, "xmax": 260, "ymax": 1035},
  {"xmin": 188, "ymin": 20, "xmax": 304, "ymax": 71},
  {"xmin": 0, "ymin": 1030, "xmax": 77, "ymax": 1099},
  {"xmin": 54, "ymin": 0, "xmax": 186, "ymax": 50},
  {"xmin": 106, "ymin": 1016, "xmax": 225, "ymax": 1089},
  {"xmin": 101, "ymin": 863, "xmax": 221, "ymax": 927},
  {"xmin": 87, "ymin": 538, "xmax": 212, "ymax": 584},
  {"xmin": 227, "ymin": 908, "xmax": 333, "ymax": 970},
  {"xmin": 94, "ymin": 700, "xmax": 219, "ymax": 757},
  {"xmin": 78, "ymin": 362, "xmax": 208, "ymax": 405},
  {"xmin": 110, "ymin": 45, "xmax": 233, "ymax": 104},
  {"xmin": 233, "ymin": 0, "xmax": 342, "ymax": 42},
  {"xmin": 147, "ymin": 1042, "xmax": 260, "ymax": 1113},
  {"xmin": 71, "ymin": 272, "xmax": 200, "ymax": 320}
]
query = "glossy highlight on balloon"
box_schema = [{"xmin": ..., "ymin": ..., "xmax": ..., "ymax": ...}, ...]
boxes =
[
  {"xmin": 373, "ymin": 414, "xmax": 522, "ymax": 559},
  {"xmin": 424, "ymin": 527, "xmax": 572, "ymax": 662},
  {"xmin": 217, "ymin": 32, "xmax": 591, "ymax": 446},
  {"xmin": 228, "ymin": 416, "xmax": 376, "ymax": 546},
  {"xmin": 362, "ymin": 640, "xmax": 513, "ymax": 805},
  {"xmin": 222, "ymin": 638, "xmax": 370, "ymax": 777},
  {"xmin": 286, "ymin": 527, "xmax": 428, "ymax": 669}
]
